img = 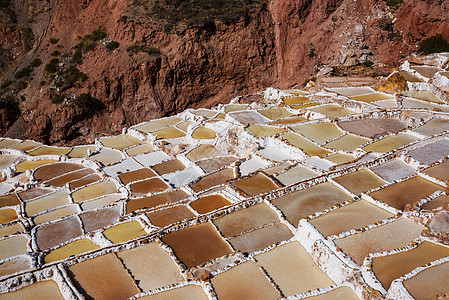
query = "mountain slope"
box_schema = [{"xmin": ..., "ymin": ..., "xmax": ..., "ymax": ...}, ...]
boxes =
[{"xmin": 0, "ymin": 0, "xmax": 448, "ymax": 144}]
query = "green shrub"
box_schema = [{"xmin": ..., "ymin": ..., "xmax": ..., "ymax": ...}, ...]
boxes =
[
  {"xmin": 49, "ymin": 38, "xmax": 59, "ymax": 44},
  {"xmin": 126, "ymin": 44, "xmax": 142, "ymax": 53},
  {"xmin": 73, "ymin": 93, "xmax": 105, "ymax": 112},
  {"xmin": 0, "ymin": 0, "xmax": 17, "ymax": 23},
  {"xmin": 63, "ymin": 66, "xmax": 88, "ymax": 87},
  {"xmin": 127, "ymin": 44, "xmax": 161, "ymax": 55},
  {"xmin": 73, "ymin": 93, "xmax": 91, "ymax": 108},
  {"xmin": 51, "ymin": 50, "xmax": 61, "ymax": 56},
  {"xmin": 0, "ymin": 80, "xmax": 12, "ymax": 90},
  {"xmin": 30, "ymin": 58, "xmax": 42, "ymax": 68},
  {"xmin": 378, "ymin": 18, "xmax": 401, "ymax": 41},
  {"xmin": 0, "ymin": 47, "xmax": 11, "ymax": 71},
  {"xmin": 0, "ymin": 95, "xmax": 19, "ymax": 116},
  {"xmin": 51, "ymin": 93, "xmax": 66, "ymax": 104},
  {"xmin": 419, "ymin": 34, "xmax": 449, "ymax": 55},
  {"xmin": 14, "ymin": 58, "xmax": 42, "ymax": 79},
  {"xmin": 72, "ymin": 27, "xmax": 108, "ymax": 61},
  {"xmin": 90, "ymin": 27, "xmax": 107, "ymax": 41},
  {"xmin": 106, "ymin": 41, "xmax": 120, "ymax": 51},
  {"xmin": 54, "ymin": 79, "xmax": 65, "ymax": 88},
  {"xmin": 144, "ymin": 46, "xmax": 161, "ymax": 55},
  {"xmin": 16, "ymin": 80, "xmax": 28, "ymax": 91},
  {"xmin": 21, "ymin": 27, "xmax": 34, "ymax": 51},
  {"xmin": 384, "ymin": 0, "xmax": 403, "ymax": 8},
  {"xmin": 363, "ymin": 61, "xmax": 374, "ymax": 67},
  {"xmin": 308, "ymin": 49, "xmax": 316, "ymax": 59},
  {"xmin": 45, "ymin": 58, "xmax": 60, "ymax": 73},
  {"xmin": 71, "ymin": 48, "xmax": 83, "ymax": 64},
  {"xmin": 379, "ymin": 18, "xmax": 394, "ymax": 32},
  {"xmin": 14, "ymin": 66, "xmax": 32, "ymax": 79}
]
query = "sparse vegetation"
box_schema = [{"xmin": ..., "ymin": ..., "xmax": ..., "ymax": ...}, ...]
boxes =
[
  {"xmin": 419, "ymin": 34, "xmax": 449, "ymax": 55},
  {"xmin": 41, "ymin": 31, "xmax": 97, "ymax": 99},
  {"xmin": 0, "ymin": 1, "xmax": 17, "ymax": 71},
  {"xmin": 73, "ymin": 93, "xmax": 91, "ymax": 108},
  {"xmin": 50, "ymin": 93, "xmax": 66, "ymax": 104},
  {"xmin": 49, "ymin": 38, "xmax": 59, "ymax": 44},
  {"xmin": 126, "ymin": 44, "xmax": 161, "ymax": 55},
  {"xmin": 106, "ymin": 41, "xmax": 120, "ymax": 51},
  {"xmin": 30, "ymin": 58, "xmax": 42, "ymax": 68},
  {"xmin": 308, "ymin": 43, "xmax": 316, "ymax": 59},
  {"xmin": 379, "ymin": 18, "xmax": 394, "ymax": 32},
  {"xmin": 363, "ymin": 60, "xmax": 374, "ymax": 67},
  {"xmin": 0, "ymin": 80, "xmax": 12, "ymax": 90},
  {"xmin": 63, "ymin": 66, "xmax": 88, "ymax": 87},
  {"xmin": 45, "ymin": 58, "xmax": 60, "ymax": 73},
  {"xmin": 14, "ymin": 66, "xmax": 32, "ymax": 79},
  {"xmin": 378, "ymin": 18, "xmax": 401, "ymax": 41},
  {"xmin": 14, "ymin": 58, "xmax": 42, "ymax": 79},
  {"xmin": 72, "ymin": 27, "xmax": 107, "ymax": 64},
  {"xmin": 71, "ymin": 49, "xmax": 83, "ymax": 64},
  {"xmin": 0, "ymin": 0, "xmax": 17, "ymax": 23},
  {"xmin": 0, "ymin": 47, "xmax": 8, "ymax": 70},
  {"xmin": 72, "ymin": 92, "xmax": 105, "ymax": 112},
  {"xmin": 21, "ymin": 27, "xmax": 34, "ymax": 51},
  {"xmin": 0, "ymin": 95, "xmax": 20, "ymax": 116},
  {"xmin": 308, "ymin": 49, "xmax": 316, "ymax": 59},
  {"xmin": 150, "ymin": 0, "xmax": 266, "ymax": 30},
  {"xmin": 90, "ymin": 27, "xmax": 107, "ymax": 41},
  {"xmin": 16, "ymin": 80, "xmax": 28, "ymax": 91},
  {"xmin": 384, "ymin": 0, "xmax": 403, "ymax": 8}
]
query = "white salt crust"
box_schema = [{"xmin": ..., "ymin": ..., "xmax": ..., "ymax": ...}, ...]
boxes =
[{"xmin": 1, "ymin": 56, "xmax": 449, "ymax": 299}]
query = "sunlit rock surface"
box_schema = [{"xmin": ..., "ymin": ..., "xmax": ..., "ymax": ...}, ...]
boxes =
[{"xmin": 0, "ymin": 54, "xmax": 449, "ymax": 299}]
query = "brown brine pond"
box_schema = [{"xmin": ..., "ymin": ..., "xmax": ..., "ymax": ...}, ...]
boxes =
[
  {"xmin": 152, "ymin": 159, "xmax": 185, "ymax": 175},
  {"xmin": 119, "ymin": 168, "xmax": 157, "ymax": 185},
  {"xmin": 68, "ymin": 253, "xmax": 139, "ymax": 300},
  {"xmin": 129, "ymin": 178, "xmax": 169, "ymax": 196},
  {"xmin": 213, "ymin": 204, "xmax": 280, "ymax": 237},
  {"xmin": 190, "ymin": 194, "xmax": 232, "ymax": 214},
  {"xmin": 309, "ymin": 200, "xmax": 393, "ymax": 237},
  {"xmin": 126, "ymin": 190, "xmax": 189, "ymax": 213},
  {"xmin": 369, "ymin": 176, "xmax": 444, "ymax": 211},
  {"xmin": 371, "ymin": 241, "xmax": 449, "ymax": 290},
  {"xmin": 254, "ymin": 242, "xmax": 334, "ymax": 296},
  {"xmin": 403, "ymin": 260, "xmax": 449, "ymax": 300},
  {"xmin": 333, "ymin": 169, "xmax": 386, "ymax": 195},
  {"xmin": 271, "ymin": 182, "xmax": 351, "ymax": 227},
  {"xmin": 333, "ymin": 218, "xmax": 424, "ymax": 265},
  {"xmin": 231, "ymin": 173, "xmax": 281, "ymax": 197},
  {"xmin": 116, "ymin": 242, "xmax": 184, "ymax": 292},
  {"xmin": 210, "ymin": 261, "xmax": 280, "ymax": 300},
  {"xmin": 147, "ymin": 205, "xmax": 195, "ymax": 227},
  {"xmin": 161, "ymin": 222, "xmax": 233, "ymax": 268},
  {"xmin": 190, "ymin": 168, "xmax": 235, "ymax": 192},
  {"xmin": 228, "ymin": 223, "xmax": 293, "ymax": 253},
  {"xmin": 191, "ymin": 127, "xmax": 217, "ymax": 139}
]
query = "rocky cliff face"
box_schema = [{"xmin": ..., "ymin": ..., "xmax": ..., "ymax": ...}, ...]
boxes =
[{"xmin": 1, "ymin": 0, "xmax": 448, "ymax": 144}]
